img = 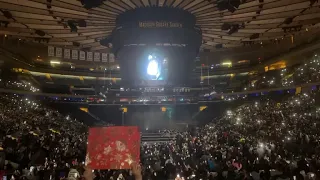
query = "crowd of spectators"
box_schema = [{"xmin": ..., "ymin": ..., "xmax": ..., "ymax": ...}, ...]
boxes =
[
  {"xmin": 139, "ymin": 91, "xmax": 320, "ymax": 180},
  {"xmin": 0, "ymin": 79, "xmax": 40, "ymax": 92},
  {"xmin": 290, "ymin": 55, "xmax": 320, "ymax": 85},
  {"xmin": 243, "ymin": 54, "xmax": 320, "ymax": 91},
  {"xmin": 1, "ymin": 89, "xmax": 320, "ymax": 180},
  {"xmin": 0, "ymin": 94, "xmax": 87, "ymax": 179}
]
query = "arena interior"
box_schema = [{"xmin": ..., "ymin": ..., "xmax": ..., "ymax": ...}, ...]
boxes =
[{"xmin": 1, "ymin": 0, "xmax": 320, "ymax": 179}]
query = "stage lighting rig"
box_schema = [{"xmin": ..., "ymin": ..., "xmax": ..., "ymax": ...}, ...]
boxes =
[
  {"xmin": 73, "ymin": 42, "xmax": 81, "ymax": 47},
  {"xmin": 78, "ymin": 19, "xmax": 87, "ymax": 27},
  {"xmin": 1, "ymin": 10, "xmax": 13, "ymax": 19},
  {"xmin": 222, "ymin": 24, "xmax": 239, "ymax": 35},
  {"xmin": 310, "ymin": 0, "xmax": 318, "ymax": 6},
  {"xmin": 217, "ymin": 0, "xmax": 241, "ymax": 13},
  {"xmin": 80, "ymin": 0, "xmax": 104, "ymax": 9},
  {"xmin": 221, "ymin": 23, "xmax": 241, "ymax": 35},
  {"xmin": 249, "ymin": 33, "xmax": 260, "ymax": 40},
  {"xmin": 100, "ymin": 36, "xmax": 113, "ymax": 48},
  {"xmin": 228, "ymin": 24, "xmax": 239, "ymax": 35},
  {"xmin": 216, "ymin": 44, "xmax": 223, "ymax": 49},
  {"xmin": 221, "ymin": 23, "xmax": 232, "ymax": 31},
  {"xmin": 35, "ymin": 30, "xmax": 46, "ymax": 37},
  {"xmin": 0, "ymin": 21, "xmax": 9, "ymax": 28},
  {"xmin": 67, "ymin": 20, "xmax": 78, "ymax": 32},
  {"xmin": 282, "ymin": 25, "xmax": 302, "ymax": 33}
]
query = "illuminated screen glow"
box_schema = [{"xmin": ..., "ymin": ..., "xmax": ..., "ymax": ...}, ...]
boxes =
[
  {"xmin": 147, "ymin": 60, "xmax": 159, "ymax": 76},
  {"xmin": 136, "ymin": 52, "xmax": 169, "ymax": 82}
]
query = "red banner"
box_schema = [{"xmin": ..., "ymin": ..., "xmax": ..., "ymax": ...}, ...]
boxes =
[{"xmin": 86, "ymin": 126, "xmax": 140, "ymax": 169}]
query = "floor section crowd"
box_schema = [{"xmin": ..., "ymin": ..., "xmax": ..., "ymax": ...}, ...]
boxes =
[{"xmin": 0, "ymin": 91, "xmax": 320, "ymax": 180}]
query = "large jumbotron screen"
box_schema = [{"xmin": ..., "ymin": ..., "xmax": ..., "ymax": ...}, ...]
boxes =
[
  {"xmin": 117, "ymin": 46, "xmax": 195, "ymax": 86},
  {"xmin": 108, "ymin": 7, "xmax": 202, "ymax": 86}
]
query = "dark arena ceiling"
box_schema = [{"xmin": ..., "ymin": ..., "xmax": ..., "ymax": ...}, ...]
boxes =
[{"xmin": 0, "ymin": 0, "xmax": 320, "ymax": 52}]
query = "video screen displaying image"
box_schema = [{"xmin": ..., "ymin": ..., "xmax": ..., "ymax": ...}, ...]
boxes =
[
  {"xmin": 118, "ymin": 46, "xmax": 194, "ymax": 86},
  {"xmin": 138, "ymin": 54, "xmax": 169, "ymax": 81}
]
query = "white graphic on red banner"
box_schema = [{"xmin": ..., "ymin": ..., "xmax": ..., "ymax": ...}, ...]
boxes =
[
  {"xmin": 72, "ymin": 50, "xmax": 78, "ymax": 60},
  {"xmin": 56, "ymin": 47, "xmax": 62, "ymax": 58},
  {"xmin": 64, "ymin": 49, "xmax": 70, "ymax": 59},
  {"xmin": 87, "ymin": 52, "xmax": 93, "ymax": 61},
  {"xmin": 79, "ymin": 51, "xmax": 86, "ymax": 61},
  {"xmin": 48, "ymin": 46, "xmax": 54, "ymax": 57},
  {"xmin": 102, "ymin": 53, "xmax": 108, "ymax": 62}
]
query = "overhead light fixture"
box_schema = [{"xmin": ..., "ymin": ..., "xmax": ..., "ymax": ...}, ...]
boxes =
[
  {"xmin": 50, "ymin": 60, "xmax": 61, "ymax": 64},
  {"xmin": 0, "ymin": 21, "xmax": 9, "ymax": 27},
  {"xmin": 221, "ymin": 23, "xmax": 231, "ymax": 30},
  {"xmin": 227, "ymin": 24, "xmax": 239, "ymax": 35},
  {"xmin": 80, "ymin": 0, "xmax": 104, "ymax": 9},
  {"xmin": 34, "ymin": 37, "xmax": 49, "ymax": 43},
  {"xmin": 216, "ymin": 44, "xmax": 223, "ymax": 49},
  {"xmin": 73, "ymin": 42, "xmax": 80, "ymax": 47},
  {"xmin": 99, "ymin": 36, "xmax": 113, "ymax": 47},
  {"xmin": 1, "ymin": 10, "xmax": 13, "ymax": 19},
  {"xmin": 250, "ymin": 33, "xmax": 260, "ymax": 40},
  {"xmin": 222, "ymin": 62, "xmax": 232, "ymax": 66},
  {"xmin": 310, "ymin": 0, "xmax": 317, "ymax": 6},
  {"xmin": 78, "ymin": 19, "xmax": 87, "ymax": 27},
  {"xmin": 217, "ymin": 0, "xmax": 241, "ymax": 13},
  {"xmin": 35, "ymin": 30, "xmax": 46, "ymax": 37},
  {"xmin": 283, "ymin": 17, "xmax": 294, "ymax": 25},
  {"xmin": 282, "ymin": 25, "xmax": 302, "ymax": 33},
  {"xmin": 67, "ymin": 20, "xmax": 78, "ymax": 32}
]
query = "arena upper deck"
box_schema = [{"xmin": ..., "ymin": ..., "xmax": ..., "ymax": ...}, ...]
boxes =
[{"xmin": 0, "ymin": 0, "xmax": 319, "ymax": 52}]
